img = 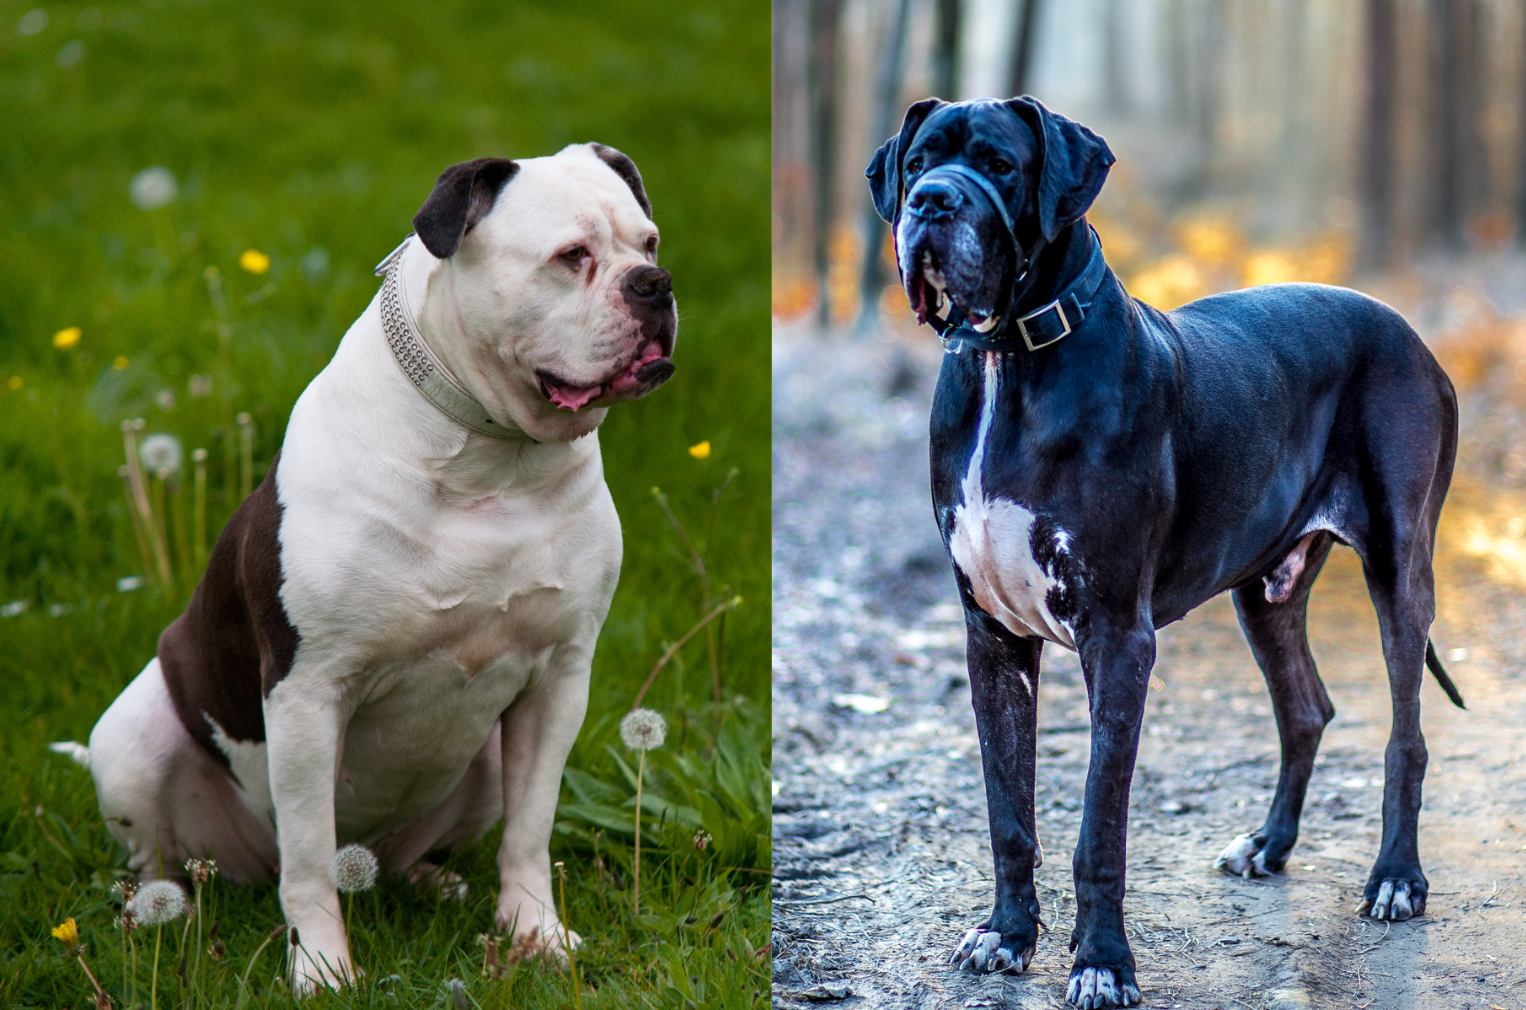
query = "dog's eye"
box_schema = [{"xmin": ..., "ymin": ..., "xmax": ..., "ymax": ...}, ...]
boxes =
[
  {"xmin": 906, "ymin": 157, "xmax": 924, "ymax": 175},
  {"xmin": 990, "ymin": 159, "xmax": 1013, "ymax": 175},
  {"xmin": 644, "ymin": 235, "xmax": 658, "ymax": 254},
  {"xmin": 559, "ymin": 246, "xmax": 587, "ymax": 265}
]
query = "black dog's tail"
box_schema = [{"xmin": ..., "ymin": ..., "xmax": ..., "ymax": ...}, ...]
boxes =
[{"xmin": 1425, "ymin": 639, "xmax": 1466, "ymax": 710}]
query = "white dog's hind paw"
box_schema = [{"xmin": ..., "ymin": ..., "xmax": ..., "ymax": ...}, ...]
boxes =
[
  {"xmin": 949, "ymin": 926, "xmax": 1032, "ymax": 974},
  {"xmin": 1066, "ymin": 967, "xmax": 1140, "ymax": 1008},
  {"xmin": 407, "ymin": 861, "xmax": 469, "ymax": 901},
  {"xmin": 1214, "ymin": 832, "xmax": 1272, "ymax": 879}
]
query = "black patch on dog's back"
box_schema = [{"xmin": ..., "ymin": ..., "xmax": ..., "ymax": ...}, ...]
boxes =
[{"xmin": 159, "ymin": 451, "xmax": 298, "ymax": 769}]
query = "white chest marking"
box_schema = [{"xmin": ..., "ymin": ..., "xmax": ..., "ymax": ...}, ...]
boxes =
[{"xmin": 948, "ymin": 352, "xmax": 1078, "ymax": 651}]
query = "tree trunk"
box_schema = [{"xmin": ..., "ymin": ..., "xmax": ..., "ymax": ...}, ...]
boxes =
[
  {"xmin": 859, "ymin": 0, "xmax": 913, "ymax": 330},
  {"xmin": 931, "ymin": 0, "xmax": 960, "ymax": 101},
  {"xmin": 1008, "ymin": 0, "xmax": 1043, "ymax": 99},
  {"xmin": 809, "ymin": 0, "xmax": 841, "ymax": 328},
  {"xmin": 1433, "ymin": 0, "xmax": 1480, "ymax": 249},
  {"xmin": 1359, "ymin": 0, "xmax": 1396, "ymax": 269}
]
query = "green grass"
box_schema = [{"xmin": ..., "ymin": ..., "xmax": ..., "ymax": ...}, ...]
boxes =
[{"xmin": 0, "ymin": 0, "xmax": 769, "ymax": 1006}]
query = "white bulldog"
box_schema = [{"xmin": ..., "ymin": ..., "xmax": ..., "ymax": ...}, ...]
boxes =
[{"xmin": 69, "ymin": 143, "xmax": 676, "ymax": 989}]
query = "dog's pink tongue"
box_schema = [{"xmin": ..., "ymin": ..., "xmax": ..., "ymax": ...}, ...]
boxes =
[{"xmin": 548, "ymin": 383, "xmax": 601, "ymax": 412}]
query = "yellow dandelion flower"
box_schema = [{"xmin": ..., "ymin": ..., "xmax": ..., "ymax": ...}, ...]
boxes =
[
  {"xmin": 239, "ymin": 249, "xmax": 271, "ymax": 275},
  {"xmin": 7, "ymin": 376, "xmax": 21, "ymax": 390},
  {"xmin": 53, "ymin": 327, "xmax": 82, "ymax": 349},
  {"xmin": 688, "ymin": 440, "xmax": 711, "ymax": 460},
  {"xmin": 51, "ymin": 916, "xmax": 80, "ymax": 949},
  {"xmin": 113, "ymin": 356, "xmax": 129, "ymax": 370}
]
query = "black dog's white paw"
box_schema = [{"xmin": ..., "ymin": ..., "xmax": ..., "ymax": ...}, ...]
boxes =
[
  {"xmin": 1066, "ymin": 966, "xmax": 1140, "ymax": 1008},
  {"xmin": 1214, "ymin": 832, "xmax": 1272, "ymax": 879},
  {"xmin": 1358, "ymin": 878, "xmax": 1425, "ymax": 921},
  {"xmin": 949, "ymin": 926, "xmax": 1033, "ymax": 974}
]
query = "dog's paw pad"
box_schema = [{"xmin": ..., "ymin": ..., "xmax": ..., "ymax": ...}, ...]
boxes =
[
  {"xmin": 1365, "ymin": 878, "xmax": 1424, "ymax": 921},
  {"xmin": 1066, "ymin": 967, "xmax": 1139, "ymax": 1008},
  {"xmin": 1214, "ymin": 832, "xmax": 1273, "ymax": 879},
  {"xmin": 949, "ymin": 926, "xmax": 1032, "ymax": 975}
]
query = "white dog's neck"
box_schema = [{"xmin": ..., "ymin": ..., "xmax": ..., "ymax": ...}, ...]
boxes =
[{"xmin": 314, "ymin": 262, "xmax": 599, "ymax": 504}]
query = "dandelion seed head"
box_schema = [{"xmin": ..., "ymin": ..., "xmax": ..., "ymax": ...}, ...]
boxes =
[
  {"xmin": 328, "ymin": 844, "xmax": 378, "ymax": 893},
  {"xmin": 184, "ymin": 857, "xmax": 216, "ymax": 884},
  {"xmin": 129, "ymin": 167, "xmax": 178, "ymax": 211},
  {"xmin": 138, "ymin": 433, "xmax": 182, "ymax": 474},
  {"xmin": 619, "ymin": 708, "xmax": 667, "ymax": 751},
  {"xmin": 128, "ymin": 879, "xmax": 187, "ymax": 925}
]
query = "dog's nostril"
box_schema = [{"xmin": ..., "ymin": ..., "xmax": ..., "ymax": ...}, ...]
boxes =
[
  {"xmin": 625, "ymin": 265, "xmax": 673, "ymax": 301},
  {"xmin": 908, "ymin": 182, "xmax": 962, "ymax": 218}
]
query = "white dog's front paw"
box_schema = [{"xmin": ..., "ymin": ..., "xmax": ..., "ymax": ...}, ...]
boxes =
[{"xmin": 284, "ymin": 921, "xmax": 355, "ymax": 994}]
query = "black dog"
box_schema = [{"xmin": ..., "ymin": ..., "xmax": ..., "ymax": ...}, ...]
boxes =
[{"xmin": 866, "ymin": 97, "xmax": 1464, "ymax": 1008}]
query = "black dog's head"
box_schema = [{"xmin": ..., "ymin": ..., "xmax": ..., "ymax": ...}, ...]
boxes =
[{"xmin": 866, "ymin": 97, "xmax": 1114, "ymax": 330}]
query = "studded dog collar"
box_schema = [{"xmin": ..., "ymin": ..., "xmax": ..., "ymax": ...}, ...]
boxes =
[{"xmin": 373, "ymin": 236, "xmax": 530, "ymax": 441}]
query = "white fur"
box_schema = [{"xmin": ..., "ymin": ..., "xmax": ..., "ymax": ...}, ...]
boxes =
[
  {"xmin": 86, "ymin": 145, "xmax": 653, "ymax": 990},
  {"xmin": 949, "ymin": 352, "xmax": 1078, "ymax": 651},
  {"xmin": 1215, "ymin": 831, "xmax": 1272, "ymax": 878},
  {"xmin": 1067, "ymin": 966, "xmax": 1139, "ymax": 1008}
]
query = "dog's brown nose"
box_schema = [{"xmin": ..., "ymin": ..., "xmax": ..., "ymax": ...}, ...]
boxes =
[
  {"xmin": 907, "ymin": 181, "xmax": 963, "ymax": 220},
  {"xmin": 623, "ymin": 265, "xmax": 673, "ymax": 304}
]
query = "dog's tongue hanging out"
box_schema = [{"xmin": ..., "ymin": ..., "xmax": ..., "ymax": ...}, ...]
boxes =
[{"xmin": 547, "ymin": 382, "xmax": 602, "ymax": 411}]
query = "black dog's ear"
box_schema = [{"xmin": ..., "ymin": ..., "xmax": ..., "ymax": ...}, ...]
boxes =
[
  {"xmin": 1004, "ymin": 97, "xmax": 1115, "ymax": 243},
  {"xmin": 866, "ymin": 97, "xmax": 943, "ymax": 224},
  {"xmin": 412, "ymin": 157, "xmax": 520, "ymax": 259},
  {"xmin": 591, "ymin": 143, "xmax": 653, "ymax": 218}
]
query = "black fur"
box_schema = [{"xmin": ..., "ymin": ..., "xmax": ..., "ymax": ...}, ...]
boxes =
[
  {"xmin": 592, "ymin": 144, "xmax": 653, "ymax": 218},
  {"xmin": 412, "ymin": 157, "xmax": 520, "ymax": 259},
  {"xmin": 866, "ymin": 98, "xmax": 1461, "ymax": 1008}
]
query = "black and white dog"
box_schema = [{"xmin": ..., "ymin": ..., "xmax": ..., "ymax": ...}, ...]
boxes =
[
  {"xmin": 65, "ymin": 144, "xmax": 674, "ymax": 989},
  {"xmin": 866, "ymin": 97, "xmax": 1463, "ymax": 1008}
]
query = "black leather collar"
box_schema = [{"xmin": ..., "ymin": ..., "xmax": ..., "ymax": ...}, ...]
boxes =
[{"xmin": 941, "ymin": 226, "xmax": 1108, "ymax": 354}]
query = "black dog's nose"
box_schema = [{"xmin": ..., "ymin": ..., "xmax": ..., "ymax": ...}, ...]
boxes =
[
  {"xmin": 907, "ymin": 181, "xmax": 963, "ymax": 220},
  {"xmin": 623, "ymin": 265, "xmax": 673, "ymax": 303}
]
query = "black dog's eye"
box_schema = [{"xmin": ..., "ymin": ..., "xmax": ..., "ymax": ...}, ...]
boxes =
[
  {"xmin": 906, "ymin": 157, "xmax": 924, "ymax": 175},
  {"xmin": 990, "ymin": 159, "xmax": 1013, "ymax": 176}
]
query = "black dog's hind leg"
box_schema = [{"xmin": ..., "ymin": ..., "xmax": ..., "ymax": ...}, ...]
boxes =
[
  {"xmin": 1065, "ymin": 623, "xmax": 1153, "ymax": 1009},
  {"xmin": 1358, "ymin": 547, "xmax": 1437, "ymax": 921},
  {"xmin": 950, "ymin": 609, "xmax": 1044, "ymax": 975},
  {"xmin": 1217, "ymin": 532, "xmax": 1337, "ymax": 878}
]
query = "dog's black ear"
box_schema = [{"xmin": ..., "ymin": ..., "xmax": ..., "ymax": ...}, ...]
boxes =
[
  {"xmin": 866, "ymin": 97, "xmax": 943, "ymax": 224},
  {"xmin": 412, "ymin": 157, "xmax": 521, "ymax": 259},
  {"xmin": 590, "ymin": 144, "xmax": 653, "ymax": 219},
  {"xmin": 1004, "ymin": 97, "xmax": 1115, "ymax": 243}
]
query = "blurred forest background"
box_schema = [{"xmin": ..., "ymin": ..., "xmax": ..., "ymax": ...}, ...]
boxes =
[
  {"xmin": 770, "ymin": 4, "xmax": 1526, "ymax": 1005},
  {"xmin": 775, "ymin": 0, "xmax": 1526, "ymax": 344}
]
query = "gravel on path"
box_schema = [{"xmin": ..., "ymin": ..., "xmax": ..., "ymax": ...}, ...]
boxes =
[{"xmin": 772, "ymin": 319, "xmax": 1526, "ymax": 1010}]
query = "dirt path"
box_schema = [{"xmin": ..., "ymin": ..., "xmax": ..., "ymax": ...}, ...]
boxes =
[{"xmin": 771, "ymin": 322, "xmax": 1526, "ymax": 1010}]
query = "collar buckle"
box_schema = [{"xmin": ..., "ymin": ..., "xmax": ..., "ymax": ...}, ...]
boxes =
[{"xmin": 1016, "ymin": 299, "xmax": 1072, "ymax": 352}]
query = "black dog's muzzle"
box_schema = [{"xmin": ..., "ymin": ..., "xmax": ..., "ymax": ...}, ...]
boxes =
[{"xmin": 900, "ymin": 164, "xmax": 1107, "ymax": 354}]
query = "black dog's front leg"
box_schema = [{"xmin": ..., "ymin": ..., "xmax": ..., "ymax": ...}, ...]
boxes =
[
  {"xmin": 950, "ymin": 607, "xmax": 1043, "ymax": 975},
  {"xmin": 1066, "ymin": 624, "xmax": 1153, "ymax": 1009}
]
